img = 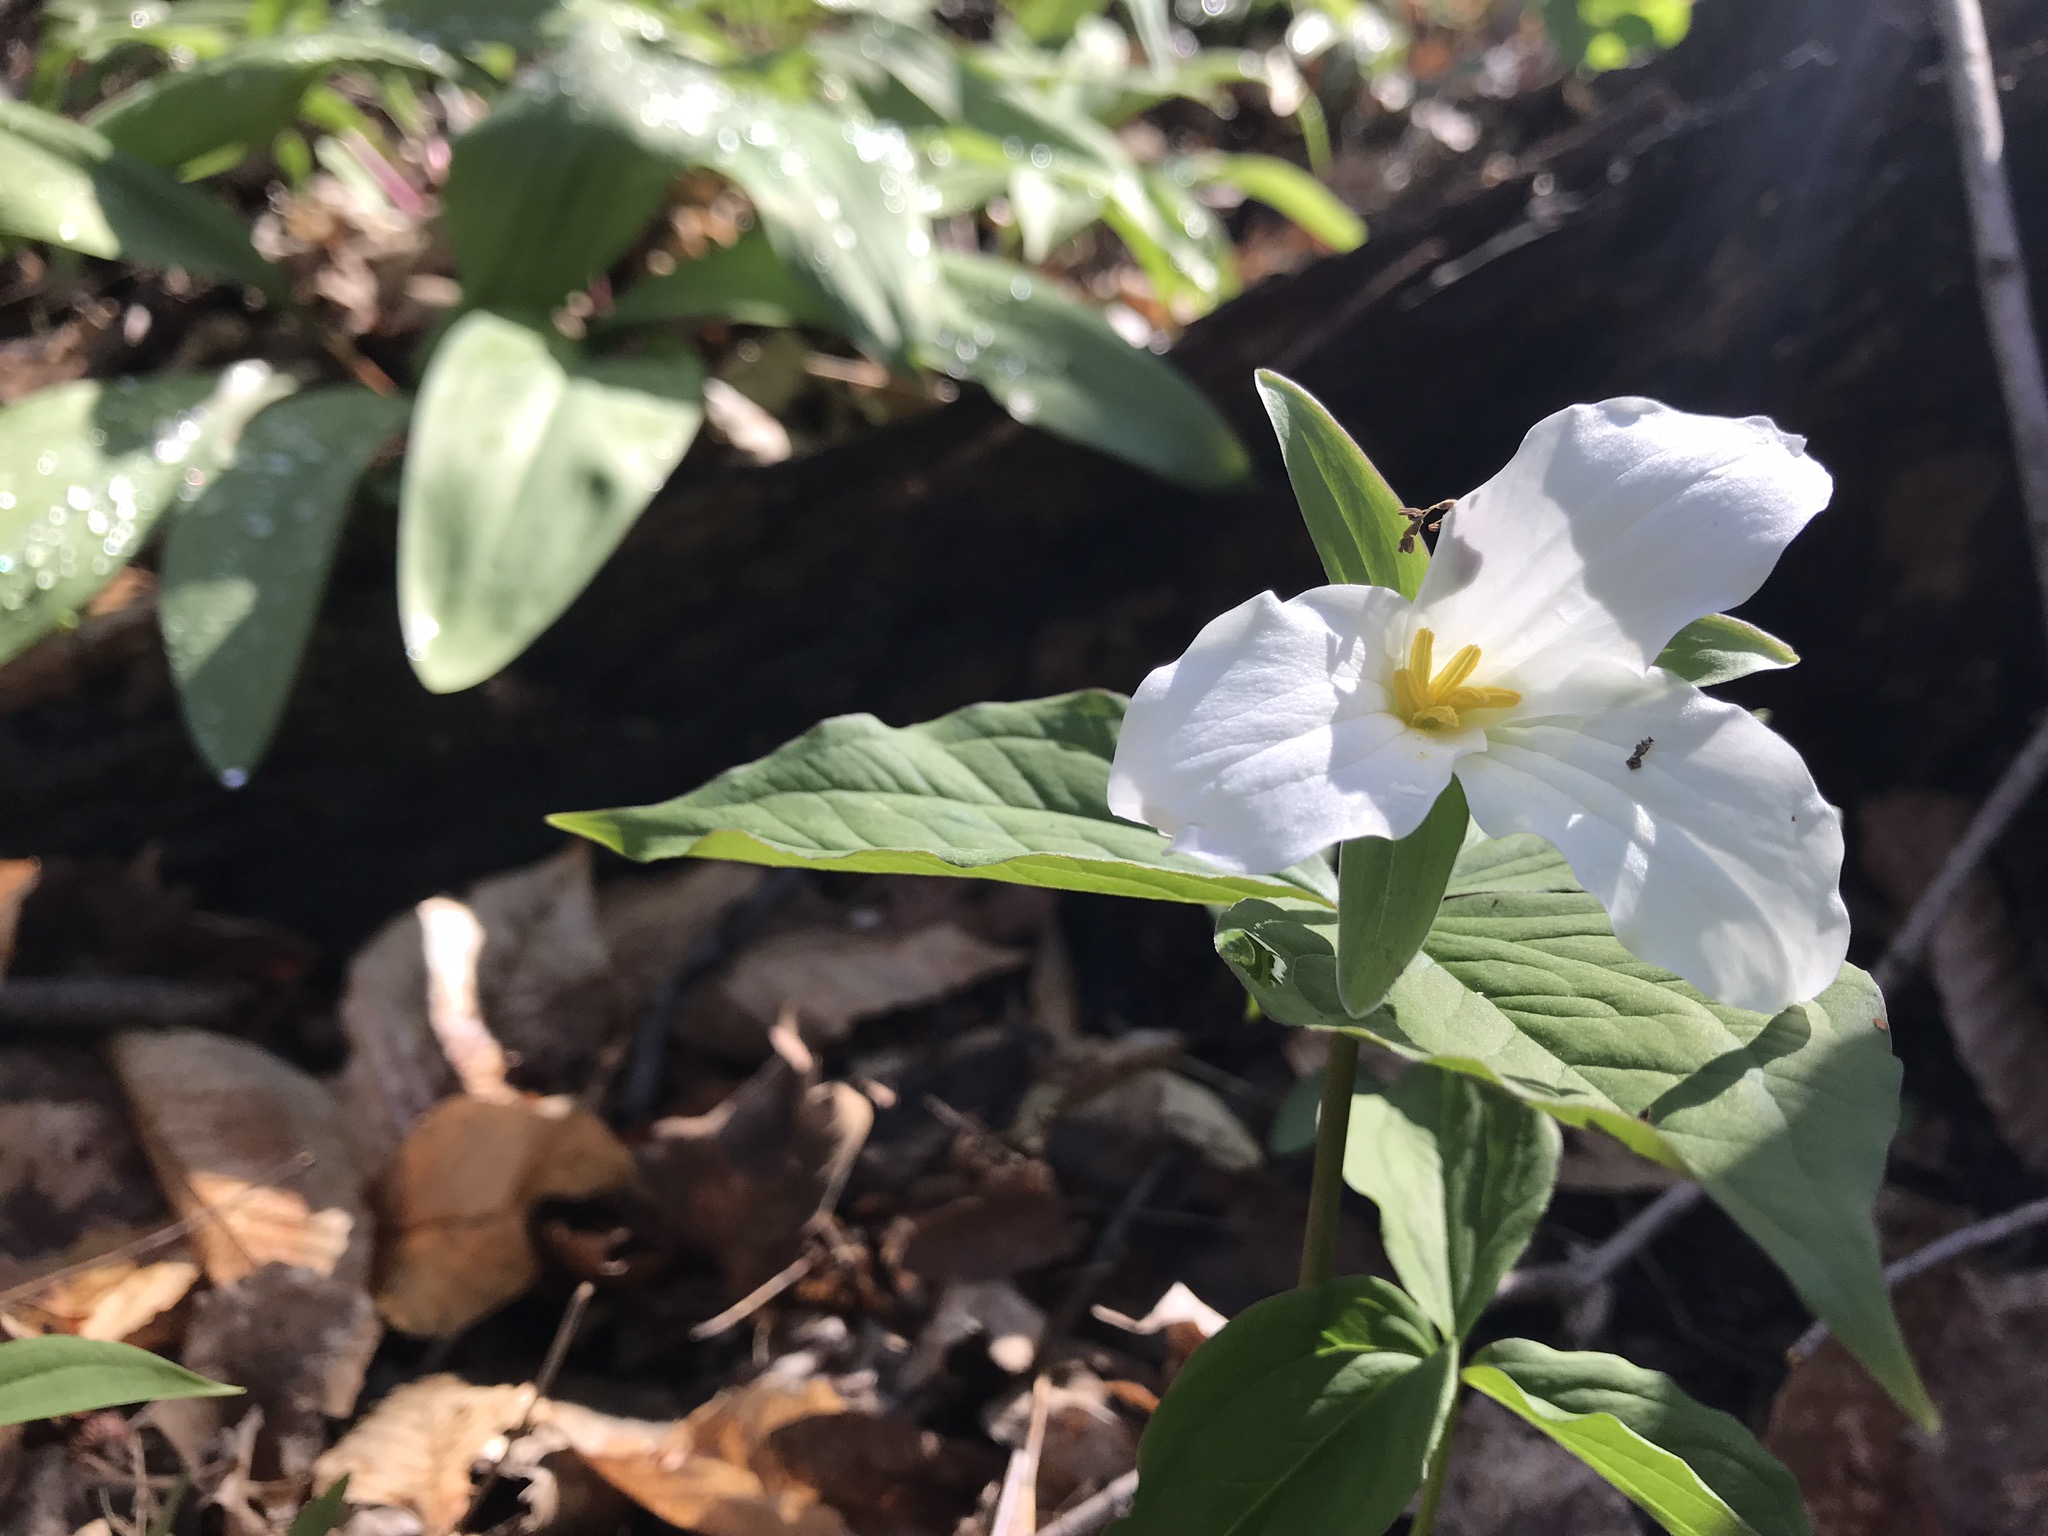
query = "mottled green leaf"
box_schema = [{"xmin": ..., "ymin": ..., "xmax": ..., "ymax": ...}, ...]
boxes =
[
  {"xmin": 163, "ymin": 386, "xmax": 412, "ymax": 779},
  {"xmin": 399, "ymin": 311, "xmax": 703, "ymax": 692},
  {"xmin": 0, "ymin": 365, "xmax": 297, "ymax": 666}
]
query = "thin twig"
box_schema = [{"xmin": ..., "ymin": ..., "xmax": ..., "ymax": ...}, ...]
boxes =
[
  {"xmin": 0, "ymin": 977, "xmax": 249, "ymax": 1032},
  {"xmin": 1872, "ymin": 710, "xmax": 2048, "ymax": 995},
  {"xmin": 1493, "ymin": 1181, "xmax": 1705, "ymax": 1305},
  {"xmin": 1034, "ymin": 1469, "xmax": 1137, "ymax": 1536},
  {"xmin": 1788, "ymin": 1194, "xmax": 2048, "ymax": 1362},
  {"xmin": 1930, "ymin": 0, "xmax": 2048, "ymax": 612},
  {"xmin": 990, "ymin": 1373, "xmax": 1052, "ymax": 1536},
  {"xmin": 1035, "ymin": 1153, "xmax": 1173, "ymax": 1365},
  {"xmin": 688, "ymin": 1251, "xmax": 818, "ymax": 1342},
  {"xmin": 462, "ymin": 1280, "xmax": 594, "ymax": 1531}
]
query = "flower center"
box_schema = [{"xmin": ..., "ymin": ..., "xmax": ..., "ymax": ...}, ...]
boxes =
[{"xmin": 1390, "ymin": 628, "xmax": 1522, "ymax": 731}]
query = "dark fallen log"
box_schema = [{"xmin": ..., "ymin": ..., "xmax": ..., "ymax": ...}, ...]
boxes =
[{"xmin": 2, "ymin": 0, "xmax": 2043, "ymax": 962}]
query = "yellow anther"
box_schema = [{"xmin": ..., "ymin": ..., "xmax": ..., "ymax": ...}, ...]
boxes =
[{"xmin": 1391, "ymin": 627, "xmax": 1521, "ymax": 731}]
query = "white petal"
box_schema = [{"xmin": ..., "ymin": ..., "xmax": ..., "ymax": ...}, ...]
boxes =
[
  {"xmin": 1455, "ymin": 674, "xmax": 1848, "ymax": 1014},
  {"xmin": 1415, "ymin": 399, "xmax": 1832, "ymax": 697},
  {"xmin": 1109, "ymin": 586, "xmax": 1479, "ymax": 874}
]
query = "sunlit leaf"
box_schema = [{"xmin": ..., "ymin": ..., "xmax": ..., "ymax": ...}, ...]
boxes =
[
  {"xmin": 927, "ymin": 251, "xmax": 1248, "ymax": 488},
  {"xmin": 604, "ymin": 233, "xmax": 841, "ymax": 332},
  {"xmin": 1120, "ymin": 1278, "xmax": 1455, "ymax": 1536},
  {"xmin": 551, "ymin": 690, "xmax": 1339, "ymax": 906},
  {"xmin": 0, "ymin": 365, "xmax": 297, "ymax": 667},
  {"xmin": 1335, "ymin": 779, "xmax": 1468, "ymax": 1016},
  {"xmin": 1655, "ymin": 613, "xmax": 1798, "ymax": 688},
  {"xmin": 1213, "ymin": 833, "xmax": 1933, "ymax": 1428},
  {"xmin": 1255, "ymin": 369, "xmax": 1426, "ymax": 595},
  {"xmin": 0, "ymin": 1336, "xmax": 240, "ymax": 1427},
  {"xmin": 1466, "ymin": 1340, "xmax": 1811, "ymax": 1536},
  {"xmin": 1189, "ymin": 152, "xmax": 1364, "ymax": 250},
  {"xmin": 0, "ymin": 98, "xmax": 278, "ymax": 292},
  {"xmin": 400, "ymin": 311, "xmax": 704, "ymax": 692},
  {"xmin": 163, "ymin": 386, "xmax": 412, "ymax": 780}
]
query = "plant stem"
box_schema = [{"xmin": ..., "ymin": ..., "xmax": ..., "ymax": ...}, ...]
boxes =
[
  {"xmin": 1298, "ymin": 1033, "xmax": 1361, "ymax": 1288},
  {"xmin": 1408, "ymin": 1389, "xmax": 1459, "ymax": 1536}
]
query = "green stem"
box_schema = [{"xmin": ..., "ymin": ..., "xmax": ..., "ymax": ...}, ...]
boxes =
[
  {"xmin": 1298, "ymin": 1032, "xmax": 1361, "ymax": 1288},
  {"xmin": 1408, "ymin": 1388, "xmax": 1460, "ymax": 1536}
]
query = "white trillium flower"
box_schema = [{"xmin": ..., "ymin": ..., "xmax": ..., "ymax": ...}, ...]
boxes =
[{"xmin": 1108, "ymin": 398, "xmax": 1848, "ymax": 1015}]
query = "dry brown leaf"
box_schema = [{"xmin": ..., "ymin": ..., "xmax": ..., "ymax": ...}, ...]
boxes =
[
  {"xmin": 769, "ymin": 1410, "xmax": 1003, "ymax": 1533},
  {"xmin": 1094, "ymin": 1281, "xmax": 1226, "ymax": 1378},
  {"xmin": 717, "ymin": 922, "xmax": 1027, "ymax": 1045},
  {"xmin": 1862, "ymin": 794, "xmax": 2048, "ymax": 1173},
  {"xmin": 1767, "ymin": 1198, "xmax": 2048, "ymax": 1536},
  {"xmin": 314, "ymin": 1374, "xmax": 531, "ymax": 1534},
  {"xmin": 0, "ymin": 1048, "xmax": 196, "ymax": 1343},
  {"xmin": 375, "ymin": 1094, "xmax": 639, "ymax": 1336},
  {"xmin": 888, "ymin": 1161, "xmax": 1079, "ymax": 1285},
  {"xmin": 108, "ymin": 1030, "xmax": 371, "ymax": 1289},
  {"xmin": 641, "ymin": 1037, "xmax": 873, "ymax": 1297},
  {"xmin": 1066, "ymin": 1069, "xmax": 1262, "ymax": 1172},
  {"xmin": 182, "ymin": 1264, "xmax": 381, "ymax": 1480},
  {"xmin": 335, "ymin": 846, "xmax": 619, "ymax": 1181},
  {"xmin": 984, "ymin": 1369, "xmax": 1137, "ymax": 1514}
]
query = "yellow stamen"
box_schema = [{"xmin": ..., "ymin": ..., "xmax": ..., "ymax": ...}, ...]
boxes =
[{"xmin": 1391, "ymin": 627, "xmax": 1521, "ymax": 731}]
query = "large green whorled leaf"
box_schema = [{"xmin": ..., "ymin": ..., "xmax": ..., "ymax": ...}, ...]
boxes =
[
  {"xmin": 1346, "ymin": 1066, "xmax": 1561, "ymax": 1341},
  {"xmin": 399, "ymin": 311, "xmax": 704, "ymax": 693},
  {"xmin": 550, "ymin": 690, "xmax": 1339, "ymax": 907},
  {"xmin": 0, "ymin": 1336, "xmax": 240, "ymax": 1427},
  {"xmin": 560, "ymin": 25, "xmax": 939, "ymax": 364},
  {"xmin": 1335, "ymin": 778, "xmax": 1468, "ymax": 1017},
  {"xmin": 603, "ymin": 232, "xmax": 841, "ymax": 333},
  {"xmin": 0, "ymin": 99, "xmax": 278, "ymax": 292},
  {"xmin": 1118, "ymin": 1278, "xmax": 1456, "ymax": 1536},
  {"xmin": 1213, "ymin": 833, "xmax": 1932, "ymax": 1427},
  {"xmin": 1188, "ymin": 153, "xmax": 1364, "ymax": 252},
  {"xmin": 927, "ymin": 251, "xmax": 1248, "ymax": 489},
  {"xmin": 87, "ymin": 32, "xmax": 456, "ymax": 173},
  {"xmin": 162, "ymin": 386, "xmax": 412, "ymax": 780},
  {"xmin": 1465, "ymin": 1339, "xmax": 1811, "ymax": 1536},
  {"xmin": 1253, "ymin": 370, "xmax": 1426, "ymax": 595},
  {"xmin": 0, "ymin": 365, "xmax": 298, "ymax": 667},
  {"xmin": 1655, "ymin": 613, "xmax": 1798, "ymax": 688},
  {"xmin": 442, "ymin": 66, "xmax": 682, "ymax": 312}
]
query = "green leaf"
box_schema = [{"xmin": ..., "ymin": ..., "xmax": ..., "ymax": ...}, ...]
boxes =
[
  {"xmin": 1345, "ymin": 1066, "xmax": 1561, "ymax": 1339},
  {"xmin": 0, "ymin": 366, "xmax": 298, "ymax": 667},
  {"xmin": 363, "ymin": 0, "xmax": 565, "ymax": 50},
  {"xmin": 1465, "ymin": 1339, "xmax": 1811, "ymax": 1536},
  {"xmin": 1213, "ymin": 833, "xmax": 1934, "ymax": 1428},
  {"xmin": 927, "ymin": 251, "xmax": 1249, "ymax": 489},
  {"xmin": 563, "ymin": 25, "xmax": 939, "ymax": 364},
  {"xmin": 0, "ymin": 99, "xmax": 279, "ymax": 293},
  {"xmin": 0, "ymin": 1336, "xmax": 240, "ymax": 1427},
  {"xmin": 1118, "ymin": 1278, "xmax": 1456, "ymax": 1536},
  {"xmin": 162, "ymin": 386, "xmax": 412, "ymax": 780},
  {"xmin": 1253, "ymin": 370, "xmax": 1427, "ymax": 595},
  {"xmin": 88, "ymin": 32, "xmax": 456, "ymax": 174},
  {"xmin": 288, "ymin": 1476, "xmax": 352, "ymax": 1536},
  {"xmin": 1541, "ymin": 0, "xmax": 1694, "ymax": 71},
  {"xmin": 550, "ymin": 690, "xmax": 1339, "ymax": 906},
  {"xmin": 603, "ymin": 232, "xmax": 841, "ymax": 332},
  {"xmin": 1655, "ymin": 613, "xmax": 1799, "ymax": 688},
  {"xmin": 442, "ymin": 67, "xmax": 681, "ymax": 312},
  {"xmin": 399, "ymin": 311, "xmax": 704, "ymax": 692},
  {"xmin": 1189, "ymin": 153, "xmax": 1364, "ymax": 251},
  {"xmin": 1336, "ymin": 779, "xmax": 1468, "ymax": 1017}
]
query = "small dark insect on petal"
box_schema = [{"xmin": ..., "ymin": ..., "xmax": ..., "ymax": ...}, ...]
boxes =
[{"xmin": 1625, "ymin": 736, "xmax": 1654, "ymax": 771}]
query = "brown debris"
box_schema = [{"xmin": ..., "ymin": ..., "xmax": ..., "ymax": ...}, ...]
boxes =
[
  {"xmin": 313, "ymin": 1375, "xmax": 533, "ymax": 1534},
  {"xmin": 374, "ymin": 1094, "xmax": 640, "ymax": 1337},
  {"xmin": 108, "ymin": 1029, "xmax": 370, "ymax": 1289}
]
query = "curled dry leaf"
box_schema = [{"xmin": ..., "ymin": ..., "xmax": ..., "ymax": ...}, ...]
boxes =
[
  {"xmin": 1064, "ymin": 1069, "xmax": 1262, "ymax": 1173},
  {"xmin": 375, "ymin": 1094, "xmax": 640, "ymax": 1337},
  {"xmin": 313, "ymin": 1374, "xmax": 532, "ymax": 1534},
  {"xmin": 0, "ymin": 1047, "xmax": 198, "ymax": 1344},
  {"xmin": 1862, "ymin": 794, "xmax": 2048, "ymax": 1174},
  {"xmin": 335, "ymin": 846, "xmax": 618, "ymax": 1180},
  {"xmin": 1093, "ymin": 1281, "xmax": 1226, "ymax": 1378},
  {"xmin": 108, "ymin": 1029, "xmax": 371, "ymax": 1289},
  {"xmin": 887, "ymin": 1159, "xmax": 1080, "ymax": 1285},
  {"xmin": 597, "ymin": 861, "xmax": 768, "ymax": 1016},
  {"xmin": 984, "ymin": 1368, "xmax": 1140, "ymax": 1514},
  {"xmin": 181, "ymin": 1264, "xmax": 381, "ymax": 1480},
  {"xmin": 713, "ymin": 922, "xmax": 1028, "ymax": 1050},
  {"xmin": 0, "ymin": 857, "xmax": 37, "ymax": 975}
]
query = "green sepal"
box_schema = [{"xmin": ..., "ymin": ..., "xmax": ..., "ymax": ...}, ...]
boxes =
[{"xmin": 1336, "ymin": 777, "xmax": 1468, "ymax": 1016}]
